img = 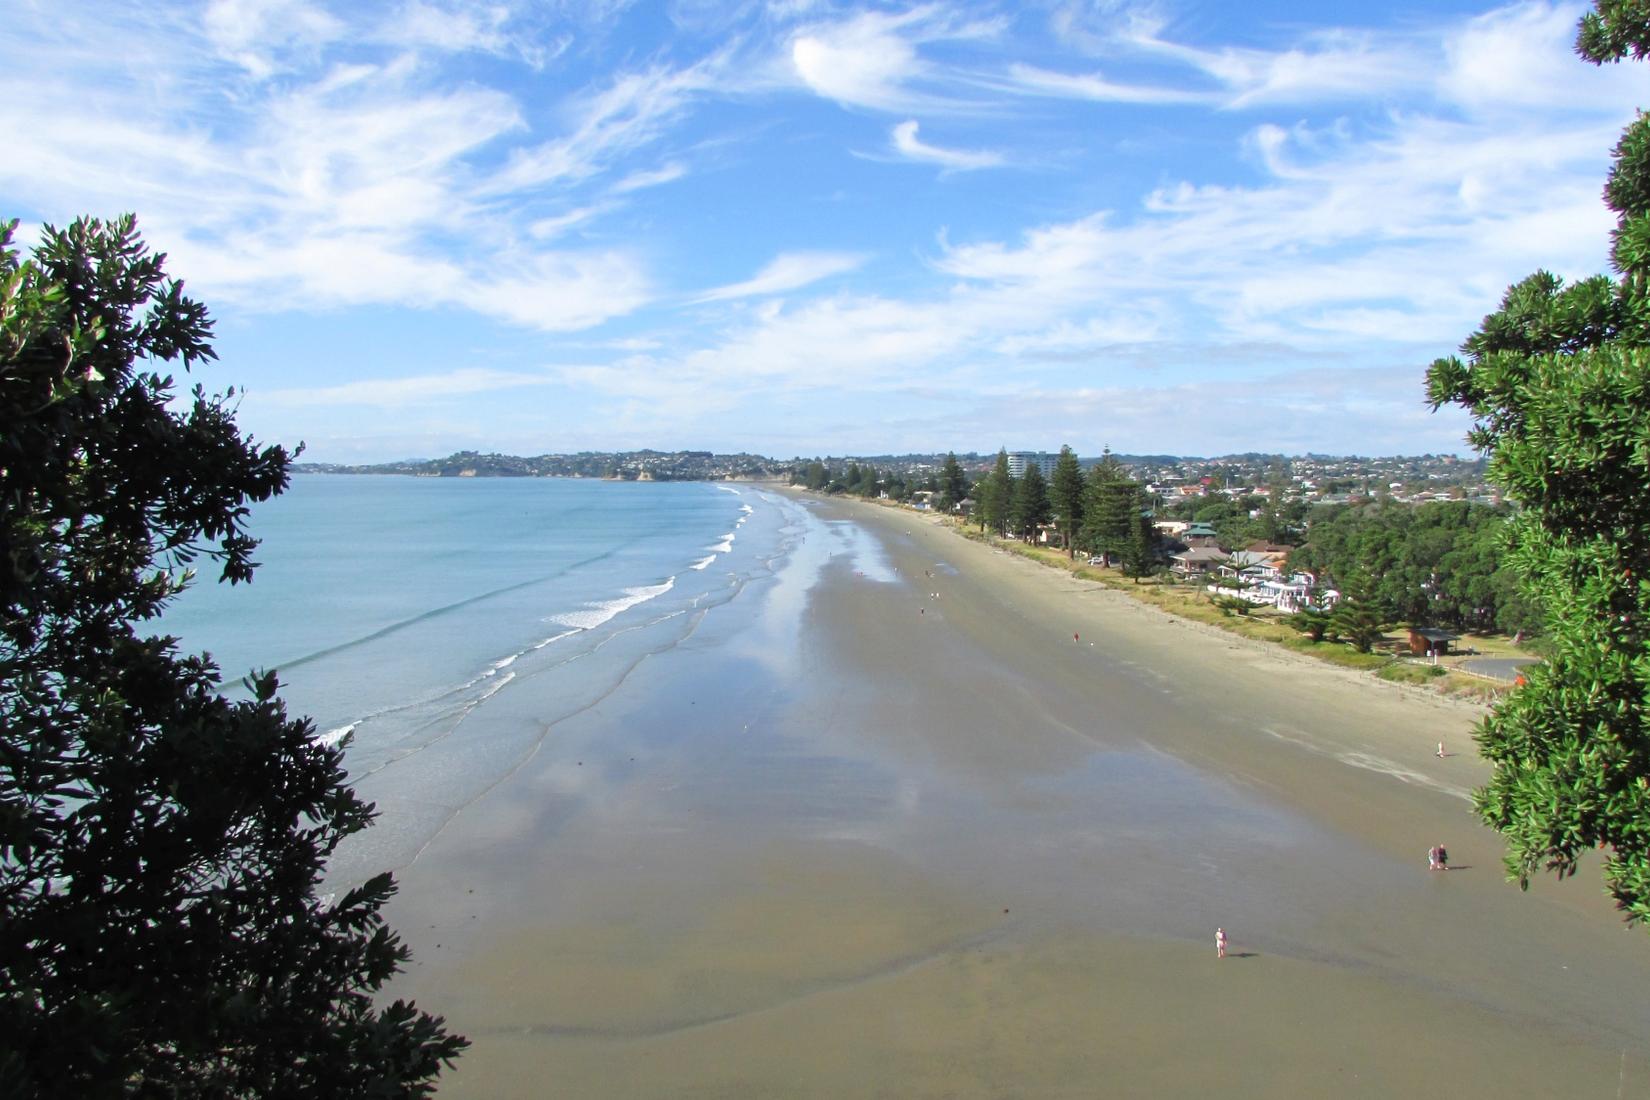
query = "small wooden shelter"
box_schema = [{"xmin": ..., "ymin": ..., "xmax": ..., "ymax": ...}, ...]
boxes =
[{"xmin": 1409, "ymin": 627, "xmax": 1459, "ymax": 658}]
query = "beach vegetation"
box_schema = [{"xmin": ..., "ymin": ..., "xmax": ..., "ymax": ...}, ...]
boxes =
[
  {"xmin": 1379, "ymin": 662, "xmax": 1450, "ymax": 685},
  {"xmin": 1289, "ymin": 603, "xmax": 1336, "ymax": 643},
  {"xmin": 939, "ymin": 452, "xmax": 969, "ymax": 514},
  {"xmin": 1425, "ymin": 0, "xmax": 1650, "ymax": 925},
  {"xmin": 1009, "ymin": 463, "xmax": 1052, "ymax": 542},
  {"xmin": 1119, "ymin": 508, "xmax": 1159, "ymax": 582},
  {"xmin": 1079, "ymin": 449, "xmax": 1150, "ymax": 565},
  {"xmin": 978, "ymin": 449, "xmax": 1012, "ymax": 535},
  {"xmin": 1287, "ymin": 500, "xmax": 1534, "ymax": 635},
  {"xmin": 0, "ymin": 215, "xmax": 465, "ymax": 1094},
  {"xmin": 1049, "ymin": 445, "xmax": 1085, "ymax": 557},
  {"xmin": 1329, "ymin": 585, "xmax": 1390, "ymax": 655}
]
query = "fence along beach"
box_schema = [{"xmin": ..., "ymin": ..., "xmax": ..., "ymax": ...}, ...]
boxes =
[{"xmin": 367, "ymin": 488, "xmax": 1650, "ymax": 1098}]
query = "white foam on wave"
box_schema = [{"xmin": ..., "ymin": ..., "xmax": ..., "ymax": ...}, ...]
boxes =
[
  {"xmin": 317, "ymin": 723, "xmax": 355, "ymax": 748},
  {"xmin": 478, "ymin": 670, "xmax": 515, "ymax": 701},
  {"xmin": 551, "ymin": 578, "xmax": 677, "ymax": 630},
  {"xmin": 716, "ymin": 485, "xmax": 742, "ymax": 495},
  {"xmin": 740, "ymin": 504, "xmax": 754, "ymax": 514},
  {"xmin": 532, "ymin": 628, "xmax": 580, "ymax": 650},
  {"xmin": 488, "ymin": 654, "xmax": 517, "ymax": 674},
  {"xmin": 710, "ymin": 533, "xmax": 735, "ymax": 553},
  {"xmin": 690, "ymin": 554, "xmax": 716, "ymax": 571}
]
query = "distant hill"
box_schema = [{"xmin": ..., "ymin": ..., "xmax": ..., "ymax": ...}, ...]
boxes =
[{"xmin": 295, "ymin": 449, "xmax": 785, "ymax": 481}]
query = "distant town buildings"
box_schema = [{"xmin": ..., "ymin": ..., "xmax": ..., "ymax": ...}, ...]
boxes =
[{"xmin": 1006, "ymin": 451, "xmax": 1060, "ymax": 479}]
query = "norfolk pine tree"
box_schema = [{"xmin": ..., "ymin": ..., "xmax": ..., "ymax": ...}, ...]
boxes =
[
  {"xmin": 1010, "ymin": 463, "xmax": 1052, "ymax": 542},
  {"xmin": 1426, "ymin": 1, "xmax": 1650, "ymax": 926},
  {"xmin": 1049, "ymin": 445, "xmax": 1085, "ymax": 558},
  {"xmin": 1081, "ymin": 449, "xmax": 1139, "ymax": 565},
  {"xmin": 0, "ymin": 216, "xmax": 464, "ymax": 1095},
  {"xmin": 979, "ymin": 449, "xmax": 1012, "ymax": 535},
  {"xmin": 939, "ymin": 452, "xmax": 968, "ymax": 514},
  {"xmin": 1119, "ymin": 486, "xmax": 1157, "ymax": 582}
]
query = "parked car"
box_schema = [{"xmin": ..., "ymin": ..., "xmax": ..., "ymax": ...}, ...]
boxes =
[{"xmin": 1086, "ymin": 555, "xmax": 1105, "ymax": 565}]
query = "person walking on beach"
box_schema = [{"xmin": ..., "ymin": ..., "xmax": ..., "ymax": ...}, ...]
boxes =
[
  {"xmin": 1437, "ymin": 741, "xmax": 1446, "ymax": 758},
  {"xmin": 1216, "ymin": 928, "xmax": 1227, "ymax": 959},
  {"xmin": 1436, "ymin": 844, "xmax": 1448, "ymax": 871}
]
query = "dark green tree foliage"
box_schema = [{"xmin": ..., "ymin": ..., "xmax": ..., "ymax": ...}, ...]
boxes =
[
  {"xmin": 1425, "ymin": 3, "xmax": 1650, "ymax": 924},
  {"xmin": 1119, "ymin": 494, "xmax": 1158, "ymax": 582},
  {"xmin": 1009, "ymin": 464, "xmax": 1051, "ymax": 541},
  {"xmin": 1048, "ymin": 445, "xmax": 1085, "ymax": 557},
  {"xmin": 1286, "ymin": 501, "xmax": 1530, "ymax": 633},
  {"xmin": 1289, "ymin": 603, "xmax": 1335, "ymax": 643},
  {"xmin": 1330, "ymin": 595, "xmax": 1388, "ymax": 654},
  {"xmin": 978, "ymin": 449, "xmax": 1011, "ymax": 535},
  {"xmin": 938, "ymin": 452, "xmax": 968, "ymax": 513},
  {"xmin": 0, "ymin": 217, "xmax": 464, "ymax": 1095},
  {"xmin": 1080, "ymin": 451, "xmax": 1142, "ymax": 564}
]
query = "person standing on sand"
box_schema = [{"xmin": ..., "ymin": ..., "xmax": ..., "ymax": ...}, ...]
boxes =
[
  {"xmin": 1437, "ymin": 741, "xmax": 1445, "ymax": 758},
  {"xmin": 1216, "ymin": 928, "xmax": 1227, "ymax": 958}
]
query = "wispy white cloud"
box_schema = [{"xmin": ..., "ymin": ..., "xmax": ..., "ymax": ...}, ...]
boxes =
[
  {"xmin": 1020, "ymin": 2, "xmax": 1431, "ymax": 109},
  {"xmin": 483, "ymin": 57, "xmax": 724, "ymax": 194},
  {"xmin": 1004, "ymin": 62, "xmax": 1214, "ymax": 105},
  {"xmin": 551, "ymin": 1, "xmax": 1635, "ymax": 438},
  {"xmin": 0, "ymin": 1, "xmax": 671, "ymax": 332},
  {"xmin": 205, "ymin": 0, "xmax": 345, "ymax": 78},
  {"xmin": 611, "ymin": 161, "xmax": 687, "ymax": 193},
  {"xmin": 791, "ymin": 9, "xmax": 927, "ymax": 111},
  {"xmin": 787, "ymin": 6, "xmax": 1006, "ymax": 113},
  {"xmin": 693, "ymin": 251, "xmax": 867, "ymax": 302},
  {"xmin": 258, "ymin": 367, "xmax": 557, "ymax": 408},
  {"xmin": 889, "ymin": 120, "xmax": 1002, "ymax": 170},
  {"xmin": 376, "ymin": 1, "xmax": 515, "ymax": 56},
  {"xmin": 4, "ymin": 0, "xmax": 1640, "ymax": 459}
]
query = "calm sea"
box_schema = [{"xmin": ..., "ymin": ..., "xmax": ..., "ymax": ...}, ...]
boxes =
[{"xmin": 160, "ymin": 474, "xmax": 805, "ymax": 880}]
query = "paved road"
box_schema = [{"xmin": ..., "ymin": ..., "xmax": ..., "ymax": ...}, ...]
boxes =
[{"xmin": 1460, "ymin": 656, "xmax": 1540, "ymax": 682}]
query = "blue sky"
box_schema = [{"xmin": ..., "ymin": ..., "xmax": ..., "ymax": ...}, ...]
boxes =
[{"xmin": 4, "ymin": 1, "xmax": 1644, "ymax": 461}]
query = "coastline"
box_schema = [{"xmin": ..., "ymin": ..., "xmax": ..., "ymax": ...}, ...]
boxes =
[
  {"xmin": 846, "ymin": 489, "xmax": 1505, "ymax": 712},
  {"xmin": 379, "ymin": 489, "xmax": 1650, "ymax": 1098}
]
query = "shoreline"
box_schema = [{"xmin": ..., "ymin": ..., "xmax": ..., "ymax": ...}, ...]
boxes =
[
  {"xmin": 382, "ymin": 488, "xmax": 1650, "ymax": 1098},
  {"xmin": 822, "ymin": 488, "xmax": 1506, "ymax": 714}
]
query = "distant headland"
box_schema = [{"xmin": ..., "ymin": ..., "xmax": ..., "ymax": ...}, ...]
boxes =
[
  {"xmin": 294, "ymin": 448, "xmax": 1487, "ymax": 494},
  {"xmin": 294, "ymin": 449, "xmax": 784, "ymax": 481}
]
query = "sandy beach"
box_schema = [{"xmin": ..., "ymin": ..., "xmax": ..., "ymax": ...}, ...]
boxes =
[{"xmin": 383, "ymin": 492, "xmax": 1650, "ymax": 1098}]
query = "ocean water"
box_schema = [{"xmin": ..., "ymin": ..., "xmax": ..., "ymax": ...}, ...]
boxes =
[{"xmin": 160, "ymin": 474, "xmax": 804, "ymax": 883}]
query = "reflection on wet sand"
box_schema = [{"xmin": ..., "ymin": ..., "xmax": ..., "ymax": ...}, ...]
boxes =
[{"xmin": 386, "ymin": 496, "xmax": 1650, "ymax": 1098}]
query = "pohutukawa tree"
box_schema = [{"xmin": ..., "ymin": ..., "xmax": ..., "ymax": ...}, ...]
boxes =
[
  {"xmin": 1426, "ymin": 1, "xmax": 1650, "ymax": 926},
  {"xmin": 0, "ymin": 216, "xmax": 465, "ymax": 1094}
]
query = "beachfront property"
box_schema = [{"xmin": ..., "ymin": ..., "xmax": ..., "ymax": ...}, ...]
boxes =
[
  {"xmin": 1204, "ymin": 551, "xmax": 1327, "ymax": 612},
  {"xmin": 1170, "ymin": 546, "xmax": 1226, "ymax": 577},
  {"xmin": 1006, "ymin": 451, "xmax": 1060, "ymax": 479},
  {"xmin": 1182, "ymin": 523, "xmax": 1220, "ymax": 547}
]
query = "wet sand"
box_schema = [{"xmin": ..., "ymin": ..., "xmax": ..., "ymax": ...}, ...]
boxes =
[{"xmin": 385, "ymin": 493, "xmax": 1650, "ymax": 1098}]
